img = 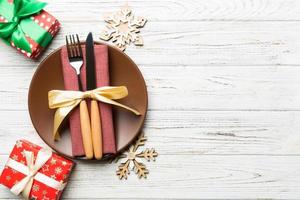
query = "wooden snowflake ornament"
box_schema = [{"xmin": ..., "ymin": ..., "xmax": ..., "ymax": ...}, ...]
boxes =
[
  {"xmin": 99, "ymin": 5, "xmax": 147, "ymax": 51},
  {"xmin": 113, "ymin": 133, "xmax": 158, "ymax": 180}
]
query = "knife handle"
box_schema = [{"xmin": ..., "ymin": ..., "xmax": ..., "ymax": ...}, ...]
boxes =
[
  {"xmin": 80, "ymin": 100, "xmax": 94, "ymax": 159},
  {"xmin": 91, "ymin": 100, "xmax": 103, "ymax": 160}
]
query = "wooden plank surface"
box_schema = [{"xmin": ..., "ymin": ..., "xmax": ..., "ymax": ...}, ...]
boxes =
[
  {"xmin": 1, "ymin": 0, "xmax": 300, "ymax": 199},
  {"xmin": 1, "ymin": 65, "xmax": 300, "ymax": 110},
  {"xmin": 1, "ymin": 110, "xmax": 300, "ymax": 155},
  {"xmin": 2, "ymin": 21, "xmax": 300, "ymax": 66},
  {"xmin": 1, "ymin": 155, "xmax": 300, "ymax": 199}
]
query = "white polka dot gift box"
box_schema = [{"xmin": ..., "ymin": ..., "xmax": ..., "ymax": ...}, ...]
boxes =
[
  {"xmin": 0, "ymin": 0, "xmax": 60, "ymax": 59},
  {"xmin": 0, "ymin": 140, "xmax": 75, "ymax": 200}
]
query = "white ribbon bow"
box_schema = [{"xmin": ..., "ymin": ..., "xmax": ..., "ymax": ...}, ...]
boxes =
[{"xmin": 8, "ymin": 148, "xmax": 53, "ymax": 199}]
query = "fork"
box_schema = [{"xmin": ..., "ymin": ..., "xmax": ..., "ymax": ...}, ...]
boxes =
[{"xmin": 66, "ymin": 34, "xmax": 94, "ymax": 159}]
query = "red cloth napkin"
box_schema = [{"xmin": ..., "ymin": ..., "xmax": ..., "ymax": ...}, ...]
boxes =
[{"xmin": 61, "ymin": 45, "xmax": 116, "ymax": 157}]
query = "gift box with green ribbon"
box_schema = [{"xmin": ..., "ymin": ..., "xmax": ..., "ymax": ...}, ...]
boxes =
[{"xmin": 0, "ymin": 0, "xmax": 60, "ymax": 59}]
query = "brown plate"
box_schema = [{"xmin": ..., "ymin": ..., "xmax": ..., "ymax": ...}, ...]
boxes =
[{"xmin": 28, "ymin": 42, "xmax": 148, "ymax": 159}]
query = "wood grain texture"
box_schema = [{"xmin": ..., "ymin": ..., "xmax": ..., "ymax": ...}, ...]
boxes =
[
  {"xmin": 44, "ymin": 0, "xmax": 300, "ymax": 21},
  {"xmin": 2, "ymin": 65, "xmax": 300, "ymax": 111},
  {"xmin": 1, "ymin": 0, "xmax": 300, "ymax": 199},
  {"xmin": 2, "ymin": 21, "xmax": 300, "ymax": 66},
  {"xmin": 80, "ymin": 100, "xmax": 94, "ymax": 159},
  {"xmin": 1, "ymin": 155, "xmax": 300, "ymax": 199},
  {"xmin": 91, "ymin": 100, "xmax": 103, "ymax": 160},
  {"xmin": 0, "ymin": 110, "xmax": 300, "ymax": 156}
]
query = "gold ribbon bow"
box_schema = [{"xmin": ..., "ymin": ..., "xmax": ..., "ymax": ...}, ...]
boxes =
[{"xmin": 49, "ymin": 86, "xmax": 141, "ymax": 140}]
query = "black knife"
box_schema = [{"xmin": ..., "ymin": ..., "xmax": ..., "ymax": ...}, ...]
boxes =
[
  {"xmin": 86, "ymin": 32, "xmax": 103, "ymax": 160},
  {"xmin": 86, "ymin": 32, "xmax": 96, "ymax": 90}
]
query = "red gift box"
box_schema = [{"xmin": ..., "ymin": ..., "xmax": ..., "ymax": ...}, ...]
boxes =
[
  {"xmin": 0, "ymin": 140, "xmax": 75, "ymax": 200},
  {"xmin": 0, "ymin": 8, "xmax": 60, "ymax": 59}
]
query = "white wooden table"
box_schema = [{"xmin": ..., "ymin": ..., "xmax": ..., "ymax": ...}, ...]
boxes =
[{"xmin": 1, "ymin": 0, "xmax": 300, "ymax": 199}]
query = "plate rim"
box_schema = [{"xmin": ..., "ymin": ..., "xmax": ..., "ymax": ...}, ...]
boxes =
[{"xmin": 28, "ymin": 41, "xmax": 148, "ymax": 160}]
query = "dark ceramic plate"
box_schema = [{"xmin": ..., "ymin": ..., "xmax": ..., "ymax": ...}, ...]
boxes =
[{"xmin": 28, "ymin": 42, "xmax": 148, "ymax": 159}]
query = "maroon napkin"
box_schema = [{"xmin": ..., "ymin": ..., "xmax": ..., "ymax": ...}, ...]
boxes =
[{"xmin": 61, "ymin": 45, "xmax": 116, "ymax": 156}]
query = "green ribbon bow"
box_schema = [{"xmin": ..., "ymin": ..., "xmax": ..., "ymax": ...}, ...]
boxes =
[{"xmin": 0, "ymin": 0, "xmax": 52, "ymax": 53}]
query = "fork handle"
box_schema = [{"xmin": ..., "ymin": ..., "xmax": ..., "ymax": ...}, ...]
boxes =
[
  {"xmin": 77, "ymin": 74, "xmax": 83, "ymax": 91},
  {"xmin": 80, "ymin": 100, "xmax": 94, "ymax": 159},
  {"xmin": 91, "ymin": 100, "xmax": 103, "ymax": 160}
]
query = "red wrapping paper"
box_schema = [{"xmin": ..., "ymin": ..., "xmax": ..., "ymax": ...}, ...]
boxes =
[
  {"xmin": 0, "ymin": 9, "xmax": 60, "ymax": 59},
  {"xmin": 61, "ymin": 45, "xmax": 116, "ymax": 157},
  {"xmin": 0, "ymin": 140, "xmax": 75, "ymax": 200}
]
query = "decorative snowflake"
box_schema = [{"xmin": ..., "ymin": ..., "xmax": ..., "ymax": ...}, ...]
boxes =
[
  {"xmin": 55, "ymin": 167, "xmax": 62, "ymax": 175},
  {"xmin": 50, "ymin": 174, "xmax": 57, "ymax": 179},
  {"xmin": 50, "ymin": 158, "xmax": 57, "ymax": 165},
  {"xmin": 99, "ymin": 5, "xmax": 147, "ymax": 51},
  {"xmin": 112, "ymin": 133, "xmax": 158, "ymax": 180},
  {"xmin": 6, "ymin": 175, "xmax": 11, "ymax": 181},
  {"xmin": 16, "ymin": 140, "xmax": 23, "ymax": 148},
  {"xmin": 42, "ymin": 190, "xmax": 47, "ymax": 195},
  {"xmin": 32, "ymin": 184, "xmax": 39, "ymax": 192}
]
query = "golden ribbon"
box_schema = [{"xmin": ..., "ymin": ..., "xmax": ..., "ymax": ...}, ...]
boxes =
[{"xmin": 49, "ymin": 86, "xmax": 141, "ymax": 140}]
